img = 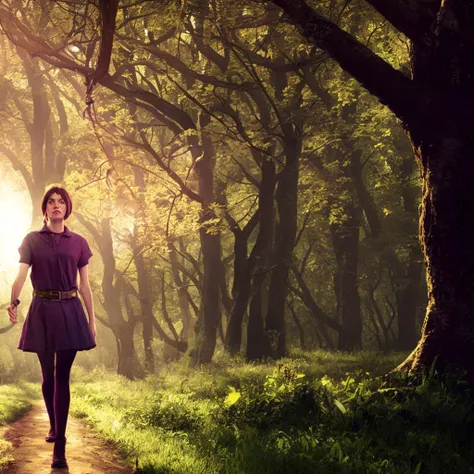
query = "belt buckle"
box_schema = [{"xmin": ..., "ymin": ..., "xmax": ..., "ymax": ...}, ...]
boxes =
[{"xmin": 50, "ymin": 291, "xmax": 61, "ymax": 301}]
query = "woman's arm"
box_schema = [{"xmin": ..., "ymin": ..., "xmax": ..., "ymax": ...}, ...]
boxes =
[
  {"xmin": 7, "ymin": 263, "xmax": 31, "ymax": 324},
  {"xmin": 78, "ymin": 264, "xmax": 96, "ymax": 339}
]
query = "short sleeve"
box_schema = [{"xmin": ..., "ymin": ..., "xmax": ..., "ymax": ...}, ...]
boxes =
[
  {"xmin": 78, "ymin": 238, "xmax": 93, "ymax": 268},
  {"xmin": 18, "ymin": 234, "xmax": 32, "ymax": 265}
]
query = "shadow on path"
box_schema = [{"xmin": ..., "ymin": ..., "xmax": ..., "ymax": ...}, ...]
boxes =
[{"xmin": 4, "ymin": 402, "xmax": 133, "ymax": 474}]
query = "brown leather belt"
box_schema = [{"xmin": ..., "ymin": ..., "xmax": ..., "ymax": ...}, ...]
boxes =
[{"xmin": 33, "ymin": 289, "xmax": 78, "ymax": 301}]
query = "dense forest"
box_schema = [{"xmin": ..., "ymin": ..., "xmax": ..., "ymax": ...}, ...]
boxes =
[
  {"xmin": 0, "ymin": 0, "xmax": 425, "ymax": 374},
  {"xmin": 1, "ymin": 1, "xmax": 474, "ymax": 473}
]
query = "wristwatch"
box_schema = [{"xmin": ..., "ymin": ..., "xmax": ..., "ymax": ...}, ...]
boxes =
[{"xmin": 12, "ymin": 299, "xmax": 20, "ymax": 307}]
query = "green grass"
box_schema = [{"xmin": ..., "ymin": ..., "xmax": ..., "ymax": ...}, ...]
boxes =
[
  {"xmin": 0, "ymin": 382, "xmax": 40, "ymax": 472},
  {"xmin": 6, "ymin": 351, "xmax": 474, "ymax": 473},
  {"xmin": 69, "ymin": 350, "xmax": 431, "ymax": 474}
]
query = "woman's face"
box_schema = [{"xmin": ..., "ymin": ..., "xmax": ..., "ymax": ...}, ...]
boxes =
[{"xmin": 45, "ymin": 192, "xmax": 67, "ymax": 222}]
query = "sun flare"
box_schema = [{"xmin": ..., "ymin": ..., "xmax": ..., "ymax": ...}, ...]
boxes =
[{"xmin": 0, "ymin": 181, "xmax": 31, "ymax": 288}]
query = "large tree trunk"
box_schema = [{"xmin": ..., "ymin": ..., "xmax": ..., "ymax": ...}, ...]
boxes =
[
  {"xmin": 396, "ymin": 5, "xmax": 474, "ymax": 374},
  {"xmin": 397, "ymin": 137, "xmax": 474, "ymax": 374}
]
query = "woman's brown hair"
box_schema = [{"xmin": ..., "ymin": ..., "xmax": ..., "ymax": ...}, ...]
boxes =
[{"xmin": 41, "ymin": 185, "xmax": 72, "ymax": 224}]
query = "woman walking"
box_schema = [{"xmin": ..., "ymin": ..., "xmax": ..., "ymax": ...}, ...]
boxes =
[{"xmin": 7, "ymin": 185, "xmax": 96, "ymax": 469}]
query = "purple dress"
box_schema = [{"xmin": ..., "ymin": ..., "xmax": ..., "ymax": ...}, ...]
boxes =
[{"xmin": 17, "ymin": 224, "xmax": 96, "ymax": 353}]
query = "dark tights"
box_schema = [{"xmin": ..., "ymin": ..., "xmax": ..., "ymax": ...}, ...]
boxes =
[{"xmin": 37, "ymin": 350, "xmax": 77, "ymax": 440}]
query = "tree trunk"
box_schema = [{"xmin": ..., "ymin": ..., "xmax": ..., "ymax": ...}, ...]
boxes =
[
  {"xmin": 225, "ymin": 257, "xmax": 251, "ymax": 355},
  {"xmin": 77, "ymin": 214, "xmax": 140, "ymax": 379},
  {"xmin": 17, "ymin": 49, "xmax": 51, "ymax": 227},
  {"xmin": 247, "ymin": 161, "xmax": 277, "ymax": 361},
  {"xmin": 169, "ymin": 242, "xmax": 192, "ymax": 342},
  {"xmin": 190, "ymin": 113, "xmax": 221, "ymax": 364},
  {"xmin": 131, "ymin": 165, "xmax": 155, "ymax": 372},
  {"xmin": 398, "ymin": 137, "xmax": 474, "ymax": 374},
  {"xmin": 133, "ymin": 231, "xmax": 155, "ymax": 373},
  {"xmin": 226, "ymin": 164, "xmax": 274, "ymax": 356},
  {"xmin": 116, "ymin": 322, "xmax": 138, "ymax": 379},
  {"xmin": 331, "ymin": 201, "xmax": 362, "ymax": 351},
  {"xmin": 396, "ymin": 5, "xmax": 474, "ymax": 374},
  {"xmin": 192, "ymin": 224, "xmax": 221, "ymax": 364},
  {"xmin": 287, "ymin": 302, "xmax": 306, "ymax": 350},
  {"xmin": 264, "ymin": 138, "xmax": 300, "ymax": 359}
]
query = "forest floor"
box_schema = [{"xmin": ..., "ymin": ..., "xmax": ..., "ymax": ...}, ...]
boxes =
[
  {"xmin": 4, "ymin": 350, "xmax": 473, "ymax": 473},
  {"xmin": 3, "ymin": 401, "xmax": 133, "ymax": 474}
]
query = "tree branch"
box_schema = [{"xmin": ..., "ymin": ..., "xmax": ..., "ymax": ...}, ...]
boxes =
[
  {"xmin": 270, "ymin": 0, "xmax": 419, "ymax": 124},
  {"xmin": 364, "ymin": 0, "xmax": 436, "ymax": 43},
  {"xmin": 0, "ymin": 145, "xmax": 35, "ymax": 198},
  {"xmin": 289, "ymin": 264, "xmax": 341, "ymax": 332},
  {"xmin": 92, "ymin": 0, "xmax": 119, "ymax": 83}
]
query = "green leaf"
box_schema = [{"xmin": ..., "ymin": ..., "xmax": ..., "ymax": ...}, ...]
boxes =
[
  {"xmin": 334, "ymin": 399, "xmax": 347, "ymax": 414},
  {"xmin": 224, "ymin": 391, "xmax": 241, "ymax": 407}
]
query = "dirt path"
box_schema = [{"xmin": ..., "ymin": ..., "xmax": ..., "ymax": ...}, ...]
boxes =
[{"xmin": 4, "ymin": 402, "xmax": 133, "ymax": 473}]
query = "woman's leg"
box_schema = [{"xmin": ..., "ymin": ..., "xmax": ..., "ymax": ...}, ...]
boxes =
[
  {"xmin": 54, "ymin": 350, "xmax": 77, "ymax": 441},
  {"xmin": 36, "ymin": 351, "xmax": 55, "ymax": 434}
]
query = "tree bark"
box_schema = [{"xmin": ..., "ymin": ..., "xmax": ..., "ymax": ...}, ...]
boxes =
[
  {"xmin": 396, "ymin": 2, "xmax": 474, "ymax": 375},
  {"xmin": 17, "ymin": 49, "xmax": 51, "ymax": 227},
  {"xmin": 225, "ymin": 178, "xmax": 268, "ymax": 356},
  {"xmin": 133, "ymin": 230, "xmax": 155, "ymax": 373},
  {"xmin": 397, "ymin": 136, "xmax": 474, "ymax": 374},
  {"xmin": 264, "ymin": 137, "xmax": 301, "ymax": 359},
  {"xmin": 169, "ymin": 242, "xmax": 193, "ymax": 342},
  {"xmin": 247, "ymin": 161, "xmax": 277, "ymax": 361},
  {"xmin": 190, "ymin": 113, "xmax": 221, "ymax": 364}
]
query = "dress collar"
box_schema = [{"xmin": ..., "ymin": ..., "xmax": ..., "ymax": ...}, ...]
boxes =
[{"xmin": 38, "ymin": 224, "xmax": 72, "ymax": 238}]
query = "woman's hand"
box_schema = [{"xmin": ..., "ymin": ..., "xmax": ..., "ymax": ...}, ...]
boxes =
[{"xmin": 7, "ymin": 303, "xmax": 17, "ymax": 324}]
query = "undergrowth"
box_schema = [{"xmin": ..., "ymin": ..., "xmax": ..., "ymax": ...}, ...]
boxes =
[{"xmin": 71, "ymin": 349, "xmax": 472, "ymax": 474}]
